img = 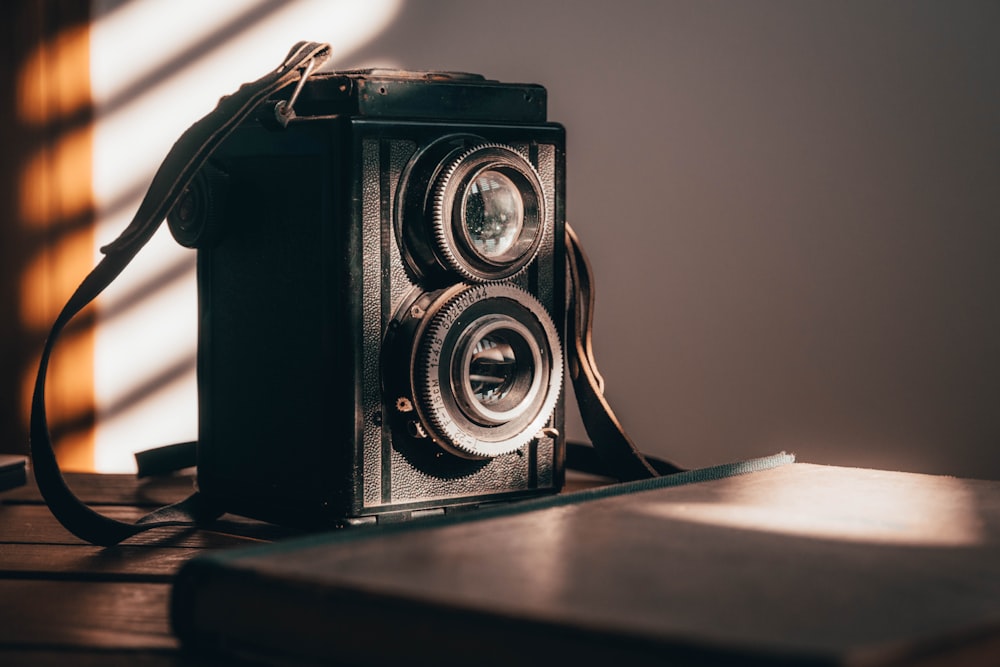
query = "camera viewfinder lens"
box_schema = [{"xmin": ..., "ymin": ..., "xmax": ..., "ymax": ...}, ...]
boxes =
[
  {"xmin": 418, "ymin": 143, "xmax": 546, "ymax": 282},
  {"xmin": 464, "ymin": 171, "xmax": 525, "ymax": 260}
]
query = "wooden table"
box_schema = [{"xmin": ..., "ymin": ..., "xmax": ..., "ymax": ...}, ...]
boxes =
[
  {"xmin": 13, "ymin": 465, "xmax": 1000, "ymax": 666},
  {"xmin": 0, "ymin": 470, "xmax": 609, "ymax": 665},
  {"xmin": 0, "ymin": 471, "xmax": 303, "ymax": 666}
]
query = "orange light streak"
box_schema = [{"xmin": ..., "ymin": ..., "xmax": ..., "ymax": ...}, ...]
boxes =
[
  {"xmin": 17, "ymin": 23, "xmax": 91, "ymax": 126},
  {"xmin": 18, "ymin": 16, "xmax": 96, "ymax": 471}
]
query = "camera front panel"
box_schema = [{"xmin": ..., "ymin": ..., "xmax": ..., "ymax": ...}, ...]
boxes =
[
  {"xmin": 193, "ymin": 112, "xmax": 565, "ymax": 526},
  {"xmin": 350, "ymin": 120, "xmax": 566, "ymax": 521}
]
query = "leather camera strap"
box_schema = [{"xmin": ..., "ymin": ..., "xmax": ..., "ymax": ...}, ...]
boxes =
[
  {"xmin": 29, "ymin": 42, "xmax": 333, "ymax": 547},
  {"xmin": 565, "ymin": 226, "xmax": 683, "ymax": 480}
]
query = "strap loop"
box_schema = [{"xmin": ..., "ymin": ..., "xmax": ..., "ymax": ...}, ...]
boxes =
[{"xmin": 274, "ymin": 55, "xmax": 319, "ymax": 126}]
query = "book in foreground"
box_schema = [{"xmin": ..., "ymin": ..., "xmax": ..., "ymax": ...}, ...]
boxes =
[
  {"xmin": 171, "ymin": 455, "xmax": 1000, "ymax": 666},
  {"xmin": 0, "ymin": 455, "xmax": 27, "ymax": 492}
]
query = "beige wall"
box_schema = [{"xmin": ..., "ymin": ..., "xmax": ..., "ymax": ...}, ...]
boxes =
[{"xmin": 7, "ymin": 1, "xmax": 997, "ymax": 479}]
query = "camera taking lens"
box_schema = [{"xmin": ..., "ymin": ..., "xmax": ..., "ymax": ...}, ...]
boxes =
[{"xmin": 395, "ymin": 283, "xmax": 562, "ymax": 460}]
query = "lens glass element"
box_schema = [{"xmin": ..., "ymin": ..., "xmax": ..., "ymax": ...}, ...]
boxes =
[
  {"xmin": 468, "ymin": 331, "xmax": 532, "ymax": 410},
  {"xmin": 463, "ymin": 171, "xmax": 524, "ymax": 260},
  {"xmin": 454, "ymin": 316, "xmax": 542, "ymax": 428}
]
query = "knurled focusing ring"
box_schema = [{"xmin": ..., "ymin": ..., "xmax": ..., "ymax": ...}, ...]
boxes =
[
  {"xmin": 411, "ymin": 283, "xmax": 562, "ymax": 459},
  {"xmin": 430, "ymin": 144, "xmax": 547, "ymax": 282}
]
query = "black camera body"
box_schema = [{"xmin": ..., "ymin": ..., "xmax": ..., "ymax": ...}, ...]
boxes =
[{"xmin": 173, "ymin": 70, "xmax": 567, "ymax": 527}]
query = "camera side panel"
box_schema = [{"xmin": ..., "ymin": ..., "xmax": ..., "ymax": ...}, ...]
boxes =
[{"xmin": 195, "ymin": 120, "xmax": 359, "ymax": 525}]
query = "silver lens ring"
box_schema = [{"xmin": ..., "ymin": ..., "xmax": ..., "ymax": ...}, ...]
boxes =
[
  {"xmin": 412, "ymin": 283, "xmax": 562, "ymax": 459},
  {"xmin": 431, "ymin": 144, "xmax": 547, "ymax": 282}
]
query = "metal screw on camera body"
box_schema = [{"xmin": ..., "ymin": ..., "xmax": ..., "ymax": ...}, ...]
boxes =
[{"xmin": 407, "ymin": 421, "xmax": 429, "ymax": 439}]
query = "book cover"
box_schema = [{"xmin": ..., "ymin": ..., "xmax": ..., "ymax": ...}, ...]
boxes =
[{"xmin": 171, "ymin": 455, "xmax": 1000, "ymax": 666}]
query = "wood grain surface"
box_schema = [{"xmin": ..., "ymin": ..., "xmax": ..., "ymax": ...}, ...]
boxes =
[
  {"xmin": 0, "ymin": 472, "xmax": 280, "ymax": 665},
  {"xmin": 0, "ymin": 468, "xmax": 607, "ymax": 665}
]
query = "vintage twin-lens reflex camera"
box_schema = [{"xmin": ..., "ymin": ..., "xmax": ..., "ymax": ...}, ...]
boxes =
[{"xmin": 168, "ymin": 70, "xmax": 566, "ymax": 526}]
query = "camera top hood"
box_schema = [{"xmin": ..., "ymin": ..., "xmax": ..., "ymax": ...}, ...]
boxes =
[{"xmin": 283, "ymin": 69, "xmax": 548, "ymax": 123}]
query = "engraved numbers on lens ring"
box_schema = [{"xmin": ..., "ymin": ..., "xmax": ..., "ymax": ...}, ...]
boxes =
[{"xmin": 410, "ymin": 284, "xmax": 563, "ymax": 459}]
